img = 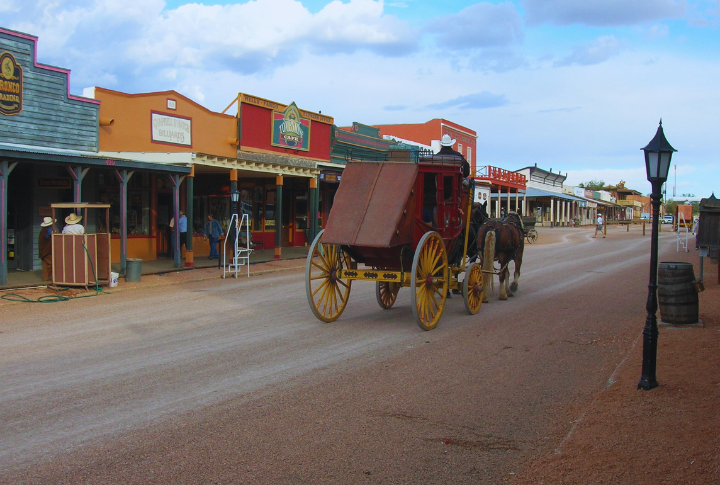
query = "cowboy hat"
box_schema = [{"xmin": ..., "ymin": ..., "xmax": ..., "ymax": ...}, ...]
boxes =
[
  {"xmin": 40, "ymin": 217, "xmax": 55, "ymax": 227},
  {"xmin": 440, "ymin": 134, "xmax": 456, "ymax": 147},
  {"xmin": 65, "ymin": 213, "xmax": 82, "ymax": 225}
]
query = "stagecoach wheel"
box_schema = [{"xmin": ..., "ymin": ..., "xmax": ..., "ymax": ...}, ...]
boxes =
[
  {"xmin": 462, "ymin": 262, "xmax": 483, "ymax": 315},
  {"xmin": 411, "ymin": 231, "xmax": 449, "ymax": 331},
  {"xmin": 305, "ymin": 230, "xmax": 352, "ymax": 323},
  {"xmin": 528, "ymin": 229, "xmax": 538, "ymax": 244},
  {"xmin": 376, "ymin": 281, "xmax": 400, "ymax": 309}
]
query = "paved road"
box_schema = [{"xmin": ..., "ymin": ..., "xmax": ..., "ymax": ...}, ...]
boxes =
[{"xmin": 0, "ymin": 227, "xmax": 680, "ymax": 484}]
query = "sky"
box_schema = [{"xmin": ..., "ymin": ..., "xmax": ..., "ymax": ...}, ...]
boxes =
[{"xmin": 2, "ymin": 0, "xmax": 718, "ymax": 198}]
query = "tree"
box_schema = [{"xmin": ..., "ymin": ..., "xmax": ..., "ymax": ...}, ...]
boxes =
[{"xmin": 578, "ymin": 179, "xmax": 605, "ymax": 190}]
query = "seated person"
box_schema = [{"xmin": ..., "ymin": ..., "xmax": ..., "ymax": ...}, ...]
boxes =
[{"xmin": 62, "ymin": 213, "xmax": 85, "ymax": 234}]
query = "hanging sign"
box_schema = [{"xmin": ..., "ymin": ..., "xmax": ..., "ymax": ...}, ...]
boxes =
[
  {"xmin": 474, "ymin": 185, "xmax": 491, "ymax": 204},
  {"xmin": 272, "ymin": 102, "xmax": 310, "ymax": 151},
  {"xmin": 151, "ymin": 111, "xmax": 192, "ymax": 147},
  {"xmin": 0, "ymin": 52, "xmax": 23, "ymax": 116}
]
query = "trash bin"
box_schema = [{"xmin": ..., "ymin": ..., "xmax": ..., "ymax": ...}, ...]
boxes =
[{"xmin": 125, "ymin": 258, "xmax": 142, "ymax": 282}]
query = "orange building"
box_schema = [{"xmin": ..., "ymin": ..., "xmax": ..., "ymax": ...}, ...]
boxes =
[
  {"xmin": 90, "ymin": 88, "xmax": 329, "ymax": 264},
  {"xmin": 372, "ymin": 119, "xmax": 478, "ymax": 175}
]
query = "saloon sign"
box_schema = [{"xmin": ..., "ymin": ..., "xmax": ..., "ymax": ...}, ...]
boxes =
[
  {"xmin": 0, "ymin": 52, "xmax": 23, "ymax": 116},
  {"xmin": 272, "ymin": 102, "xmax": 310, "ymax": 151}
]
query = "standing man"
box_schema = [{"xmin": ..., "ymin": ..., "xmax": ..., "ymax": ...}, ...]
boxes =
[
  {"xmin": 169, "ymin": 210, "xmax": 188, "ymax": 258},
  {"xmin": 593, "ymin": 213, "xmax": 605, "ymax": 238},
  {"xmin": 204, "ymin": 214, "xmax": 223, "ymax": 259},
  {"xmin": 38, "ymin": 217, "xmax": 55, "ymax": 282}
]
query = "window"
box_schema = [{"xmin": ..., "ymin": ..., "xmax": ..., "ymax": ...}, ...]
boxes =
[{"xmin": 467, "ymin": 146, "xmax": 472, "ymax": 164}]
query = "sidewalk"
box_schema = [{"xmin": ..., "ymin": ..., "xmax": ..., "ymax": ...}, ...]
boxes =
[{"xmin": 1, "ymin": 246, "xmax": 309, "ymax": 291}]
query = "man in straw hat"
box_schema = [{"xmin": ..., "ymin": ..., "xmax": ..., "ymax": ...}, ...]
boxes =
[
  {"xmin": 62, "ymin": 213, "xmax": 85, "ymax": 235},
  {"xmin": 38, "ymin": 217, "xmax": 55, "ymax": 282}
]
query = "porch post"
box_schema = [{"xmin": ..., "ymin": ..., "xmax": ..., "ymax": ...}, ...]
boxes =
[
  {"xmin": 308, "ymin": 176, "xmax": 317, "ymax": 243},
  {"xmin": 0, "ymin": 161, "xmax": 18, "ymax": 287},
  {"xmin": 67, "ymin": 166, "xmax": 89, "ymax": 206},
  {"xmin": 115, "ymin": 169, "xmax": 133, "ymax": 274},
  {"xmin": 185, "ymin": 165, "xmax": 194, "ymax": 267},
  {"xmin": 275, "ymin": 175, "xmax": 283, "ymax": 259}
]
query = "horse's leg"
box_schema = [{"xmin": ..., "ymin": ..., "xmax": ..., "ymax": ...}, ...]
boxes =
[
  {"xmin": 498, "ymin": 257, "xmax": 509, "ymax": 300},
  {"xmin": 510, "ymin": 245, "xmax": 524, "ymax": 293},
  {"xmin": 482, "ymin": 231, "xmax": 495, "ymax": 303}
]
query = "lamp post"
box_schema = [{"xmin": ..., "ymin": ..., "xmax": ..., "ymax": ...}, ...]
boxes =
[
  {"xmin": 638, "ymin": 119, "xmax": 676, "ymax": 391},
  {"xmin": 230, "ymin": 188, "xmax": 240, "ymax": 220}
]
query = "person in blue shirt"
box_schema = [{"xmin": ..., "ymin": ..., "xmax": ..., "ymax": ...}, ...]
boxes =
[
  {"xmin": 170, "ymin": 210, "xmax": 188, "ymax": 258},
  {"xmin": 204, "ymin": 213, "xmax": 223, "ymax": 259}
]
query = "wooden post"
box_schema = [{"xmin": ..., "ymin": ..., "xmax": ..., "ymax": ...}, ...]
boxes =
[
  {"xmin": 115, "ymin": 169, "xmax": 133, "ymax": 274},
  {"xmin": 185, "ymin": 165, "xmax": 194, "ymax": 267},
  {"xmin": 0, "ymin": 161, "xmax": 18, "ymax": 286},
  {"xmin": 275, "ymin": 175, "xmax": 283, "ymax": 259}
]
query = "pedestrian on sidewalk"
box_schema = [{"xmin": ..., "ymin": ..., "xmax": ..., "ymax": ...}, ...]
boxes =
[
  {"xmin": 204, "ymin": 214, "xmax": 223, "ymax": 259},
  {"xmin": 169, "ymin": 210, "xmax": 187, "ymax": 257},
  {"xmin": 38, "ymin": 217, "xmax": 55, "ymax": 282},
  {"xmin": 593, "ymin": 213, "xmax": 605, "ymax": 238}
]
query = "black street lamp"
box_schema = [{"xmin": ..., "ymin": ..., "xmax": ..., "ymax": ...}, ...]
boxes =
[
  {"xmin": 638, "ymin": 120, "xmax": 676, "ymax": 391},
  {"xmin": 230, "ymin": 188, "xmax": 240, "ymax": 219}
]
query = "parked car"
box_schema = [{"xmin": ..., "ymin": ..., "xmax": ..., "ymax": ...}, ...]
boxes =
[{"xmin": 662, "ymin": 215, "xmax": 674, "ymax": 224}]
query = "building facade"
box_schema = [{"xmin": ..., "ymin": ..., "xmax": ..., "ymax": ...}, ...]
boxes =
[
  {"xmin": 372, "ymin": 119, "xmax": 478, "ymax": 175},
  {"xmin": 0, "ymin": 28, "xmax": 190, "ymax": 286}
]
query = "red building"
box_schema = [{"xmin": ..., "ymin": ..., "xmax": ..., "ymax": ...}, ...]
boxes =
[{"xmin": 372, "ymin": 119, "xmax": 478, "ymax": 175}]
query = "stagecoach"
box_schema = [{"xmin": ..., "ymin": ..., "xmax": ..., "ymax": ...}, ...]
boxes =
[{"xmin": 305, "ymin": 149, "xmax": 489, "ymax": 331}]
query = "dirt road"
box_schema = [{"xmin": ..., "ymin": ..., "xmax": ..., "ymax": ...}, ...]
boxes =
[{"xmin": 0, "ymin": 226, "xmax": 714, "ymax": 483}]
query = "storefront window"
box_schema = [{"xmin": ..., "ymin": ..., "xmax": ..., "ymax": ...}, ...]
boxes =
[
  {"xmin": 253, "ymin": 187, "xmax": 263, "ymax": 231},
  {"xmin": 128, "ymin": 190, "xmax": 150, "ymax": 235},
  {"xmin": 265, "ymin": 189, "xmax": 276, "ymax": 229}
]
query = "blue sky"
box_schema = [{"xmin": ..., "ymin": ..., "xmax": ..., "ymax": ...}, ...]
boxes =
[{"xmin": 2, "ymin": 0, "xmax": 718, "ymax": 198}]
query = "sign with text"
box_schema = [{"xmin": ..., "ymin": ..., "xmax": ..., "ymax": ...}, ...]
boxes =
[
  {"xmin": 272, "ymin": 102, "xmax": 310, "ymax": 151},
  {"xmin": 474, "ymin": 185, "xmax": 491, "ymax": 204},
  {"xmin": 0, "ymin": 52, "xmax": 23, "ymax": 116},
  {"xmin": 151, "ymin": 112, "xmax": 192, "ymax": 147}
]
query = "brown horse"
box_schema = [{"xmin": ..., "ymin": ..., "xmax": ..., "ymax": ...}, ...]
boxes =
[{"xmin": 474, "ymin": 211, "xmax": 525, "ymax": 301}]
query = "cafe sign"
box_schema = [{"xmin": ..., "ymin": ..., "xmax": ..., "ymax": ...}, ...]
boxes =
[
  {"xmin": 272, "ymin": 102, "xmax": 310, "ymax": 151},
  {"xmin": 0, "ymin": 52, "xmax": 23, "ymax": 116}
]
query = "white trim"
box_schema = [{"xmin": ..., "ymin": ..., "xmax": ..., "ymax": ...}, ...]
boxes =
[{"xmin": 440, "ymin": 123, "xmax": 477, "ymax": 139}]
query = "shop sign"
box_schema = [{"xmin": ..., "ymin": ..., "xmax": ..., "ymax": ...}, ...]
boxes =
[
  {"xmin": 151, "ymin": 111, "xmax": 192, "ymax": 147},
  {"xmin": 272, "ymin": 102, "xmax": 310, "ymax": 151},
  {"xmin": 0, "ymin": 52, "xmax": 23, "ymax": 116},
  {"xmin": 473, "ymin": 185, "xmax": 490, "ymax": 204},
  {"xmin": 37, "ymin": 177, "xmax": 71, "ymax": 189},
  {"xmin": 320, "ymin": 171, "xmax": 341, "ymax": 183}
]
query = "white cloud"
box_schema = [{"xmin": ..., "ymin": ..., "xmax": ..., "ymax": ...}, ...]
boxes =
[
  {"xmin": 554, "ymin": 35, "xmax": 623, "ymax": 67},
  {"xmin": 523, "ymin": 0, "xmax": 686, "ymax": 26},
  {"xmin": 429, "ymin": 2, "xmax": 523, "ymax": 49},
  {"xmin": 426, "ymin": 92, "xmax": 509, "ymax": 110},
  {"xmin": 0, "ymin": 0, "xmax": 18, "ymax": 13}
]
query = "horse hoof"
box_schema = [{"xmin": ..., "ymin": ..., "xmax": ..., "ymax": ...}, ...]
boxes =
[
  {"xmin": 499, "ymin": 296, "xmax": 507, "ymax": 301},
  {"xmin": 508, "ymin": 293, "xmax": 515, "ymax": 297},
  {"xmin": 510, "ymin": 283, "xmax": 518, "ymax": 292}
]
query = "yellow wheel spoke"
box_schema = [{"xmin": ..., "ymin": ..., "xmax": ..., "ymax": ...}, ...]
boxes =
[
  {"xmin": 312, "ymin": 259, "xmax": 330, "ymax": 273},
  {"xmin": 312, "ymin": 278, "xmax": 329, "ymax": 298}
]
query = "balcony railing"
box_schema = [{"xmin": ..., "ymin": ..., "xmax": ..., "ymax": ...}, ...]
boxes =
[{"xmin": 475, "ymin": 166, "xmax": 526, "ymax": 188}]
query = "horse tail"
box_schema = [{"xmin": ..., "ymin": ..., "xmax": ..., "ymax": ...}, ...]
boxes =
[{"xmin": 482, "ymin": 230, "xmax": 496, "ymax": 297}]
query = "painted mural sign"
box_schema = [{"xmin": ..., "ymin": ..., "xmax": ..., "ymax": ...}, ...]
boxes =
[
  {"xmin": 0, "ymin": 52, "xmax": 23, "ymax": 116},
  {"xmin": 272, "ymin": 102, "xmax": 310, "ymax": 151},
  {"xmin": 151, "ymin": 111, "xmax": 192, "ymax": 147}
]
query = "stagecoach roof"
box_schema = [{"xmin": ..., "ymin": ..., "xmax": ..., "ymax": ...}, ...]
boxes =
[{"xmin": 322, "ymin": 161, "xmax": 418, "ymax": 248}]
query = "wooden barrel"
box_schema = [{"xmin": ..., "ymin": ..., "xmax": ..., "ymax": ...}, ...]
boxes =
[{"xmin": 658, "ymin": 262, "xmax": 699, "ymax": 324}]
